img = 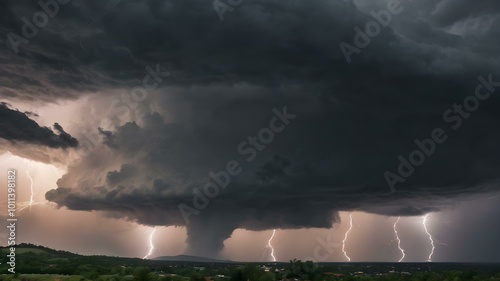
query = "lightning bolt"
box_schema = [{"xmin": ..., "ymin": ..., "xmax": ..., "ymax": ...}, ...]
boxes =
[
  {"xmin": 393, "ymin": 217, "xmax": 405, "ymax": 262},
  {"xmin": 1, "ymin": 156, "xmax": 54, "ymax": 213},
  {"xmin": 143, "ymin": 226, "xmax": 157, "ymax": 259},
  {"xmin": 20, "ymin": 160, "xmax": 57, "ymax": 212},
  {"xmin": 341, "ymin": 212, "xmax": 353, "ymax": 262},
  {"xmin": 26, "ymin": 161, "xmax": 35, "ymax": 210},
  {"xmin": 267, "ymin": 229, "xmax": 277, "ymax": 262},
  {"xmin": 422, "ymin": 214, "xmax": 435, "ymax": 262}
]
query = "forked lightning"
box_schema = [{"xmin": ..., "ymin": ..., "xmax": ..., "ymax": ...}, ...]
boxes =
[
  {"xmin": 393, "ymin": 217, "xmax": 405, "ymax": 262},
  {"xmin": 422, "ymin": 214, "xmax": 435, "ymax": 262},
  {"xmin": 143, "ymin": 226, "xmax": 157, "ymax": 259},
  {"xmin": 341, "ymin": 213, "xmax": 353, "ymax": 261},
  {"xmin": 267, "ymin": 229, "xmax": 277, "ymax": 262}
]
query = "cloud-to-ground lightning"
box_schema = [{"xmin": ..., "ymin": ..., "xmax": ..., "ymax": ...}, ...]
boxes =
[
  {"xmin": 341, "ymin": 212, "xmax": 353, "ymax": 261},
  {"xmin": 422, "ymin": 214, "xmax": 435, "ymax": 262},
  {"xmin": 267, "ymin": 229, "xmax": 277, "ymax": 262},
  {"xmin": 259, "ymin": 229, "xmax": 278, "ymax": 262},
  {"xmin": 393, "ymin": 217, "xmax": 405, "ymax": 262},
  {"xmin": 143, "ymin": 226, "xmax": 157, "ymax": 259}
]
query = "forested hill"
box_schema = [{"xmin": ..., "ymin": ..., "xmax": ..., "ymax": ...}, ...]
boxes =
[{"xmin": 0, "ymin": 243, "xmax": 146, "ymax": 275}]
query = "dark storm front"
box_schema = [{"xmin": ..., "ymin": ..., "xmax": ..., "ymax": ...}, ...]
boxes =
[
  {"xmin": 5, "ymin": 169, "xmax": 17, "ymax": 273},
  {"xmin": 384, "ymin": 74, "xmax": 500, "ymax": 191}
]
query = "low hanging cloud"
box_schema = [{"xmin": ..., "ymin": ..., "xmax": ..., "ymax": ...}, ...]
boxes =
[
  {"xmin": 46, "ymin": 77, "xmax": 500, "ymax": 257},
  {"xmin": 0, "ymin": 102, "xmax": 79, "ymax": 148}
]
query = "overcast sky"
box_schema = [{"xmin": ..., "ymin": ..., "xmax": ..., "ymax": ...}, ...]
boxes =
[{"xmin": 1, "ymin": 0, "xmax": 500, "ymax": 262}]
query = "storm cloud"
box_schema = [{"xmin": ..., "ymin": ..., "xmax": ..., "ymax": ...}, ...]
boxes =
[
  {"xmin": 0, "ymin": 102, "xmax": 78, "ymax": 148},
  {"xmin": 1, "ymin": 0, "xmax": 499, "ymax": 257}
]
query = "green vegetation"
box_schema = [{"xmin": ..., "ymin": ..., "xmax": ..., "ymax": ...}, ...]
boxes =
[{"xmin": 0, "ymin": 244, "xmax": 499, "ymax": 281}]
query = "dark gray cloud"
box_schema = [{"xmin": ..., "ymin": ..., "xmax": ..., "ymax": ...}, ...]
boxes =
[
  {"xmin": 1, "ymin": 0, "xmax": 494, "ymax": 102},
  {"xmin": 0, "ymin": 102, "xmax": 78, "ymax": 148},
  {"xmin": 430, "ymin": 0, "xmax": 500, "ymax": 27},
  {"xmin": 0, "ymin": 0, "xmax": 499, "ymax": 258}
]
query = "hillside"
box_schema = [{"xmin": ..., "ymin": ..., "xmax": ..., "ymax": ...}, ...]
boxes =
[{"xmin": 0, "ymin": 243, "xmax": 146, "ymax": 275}]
